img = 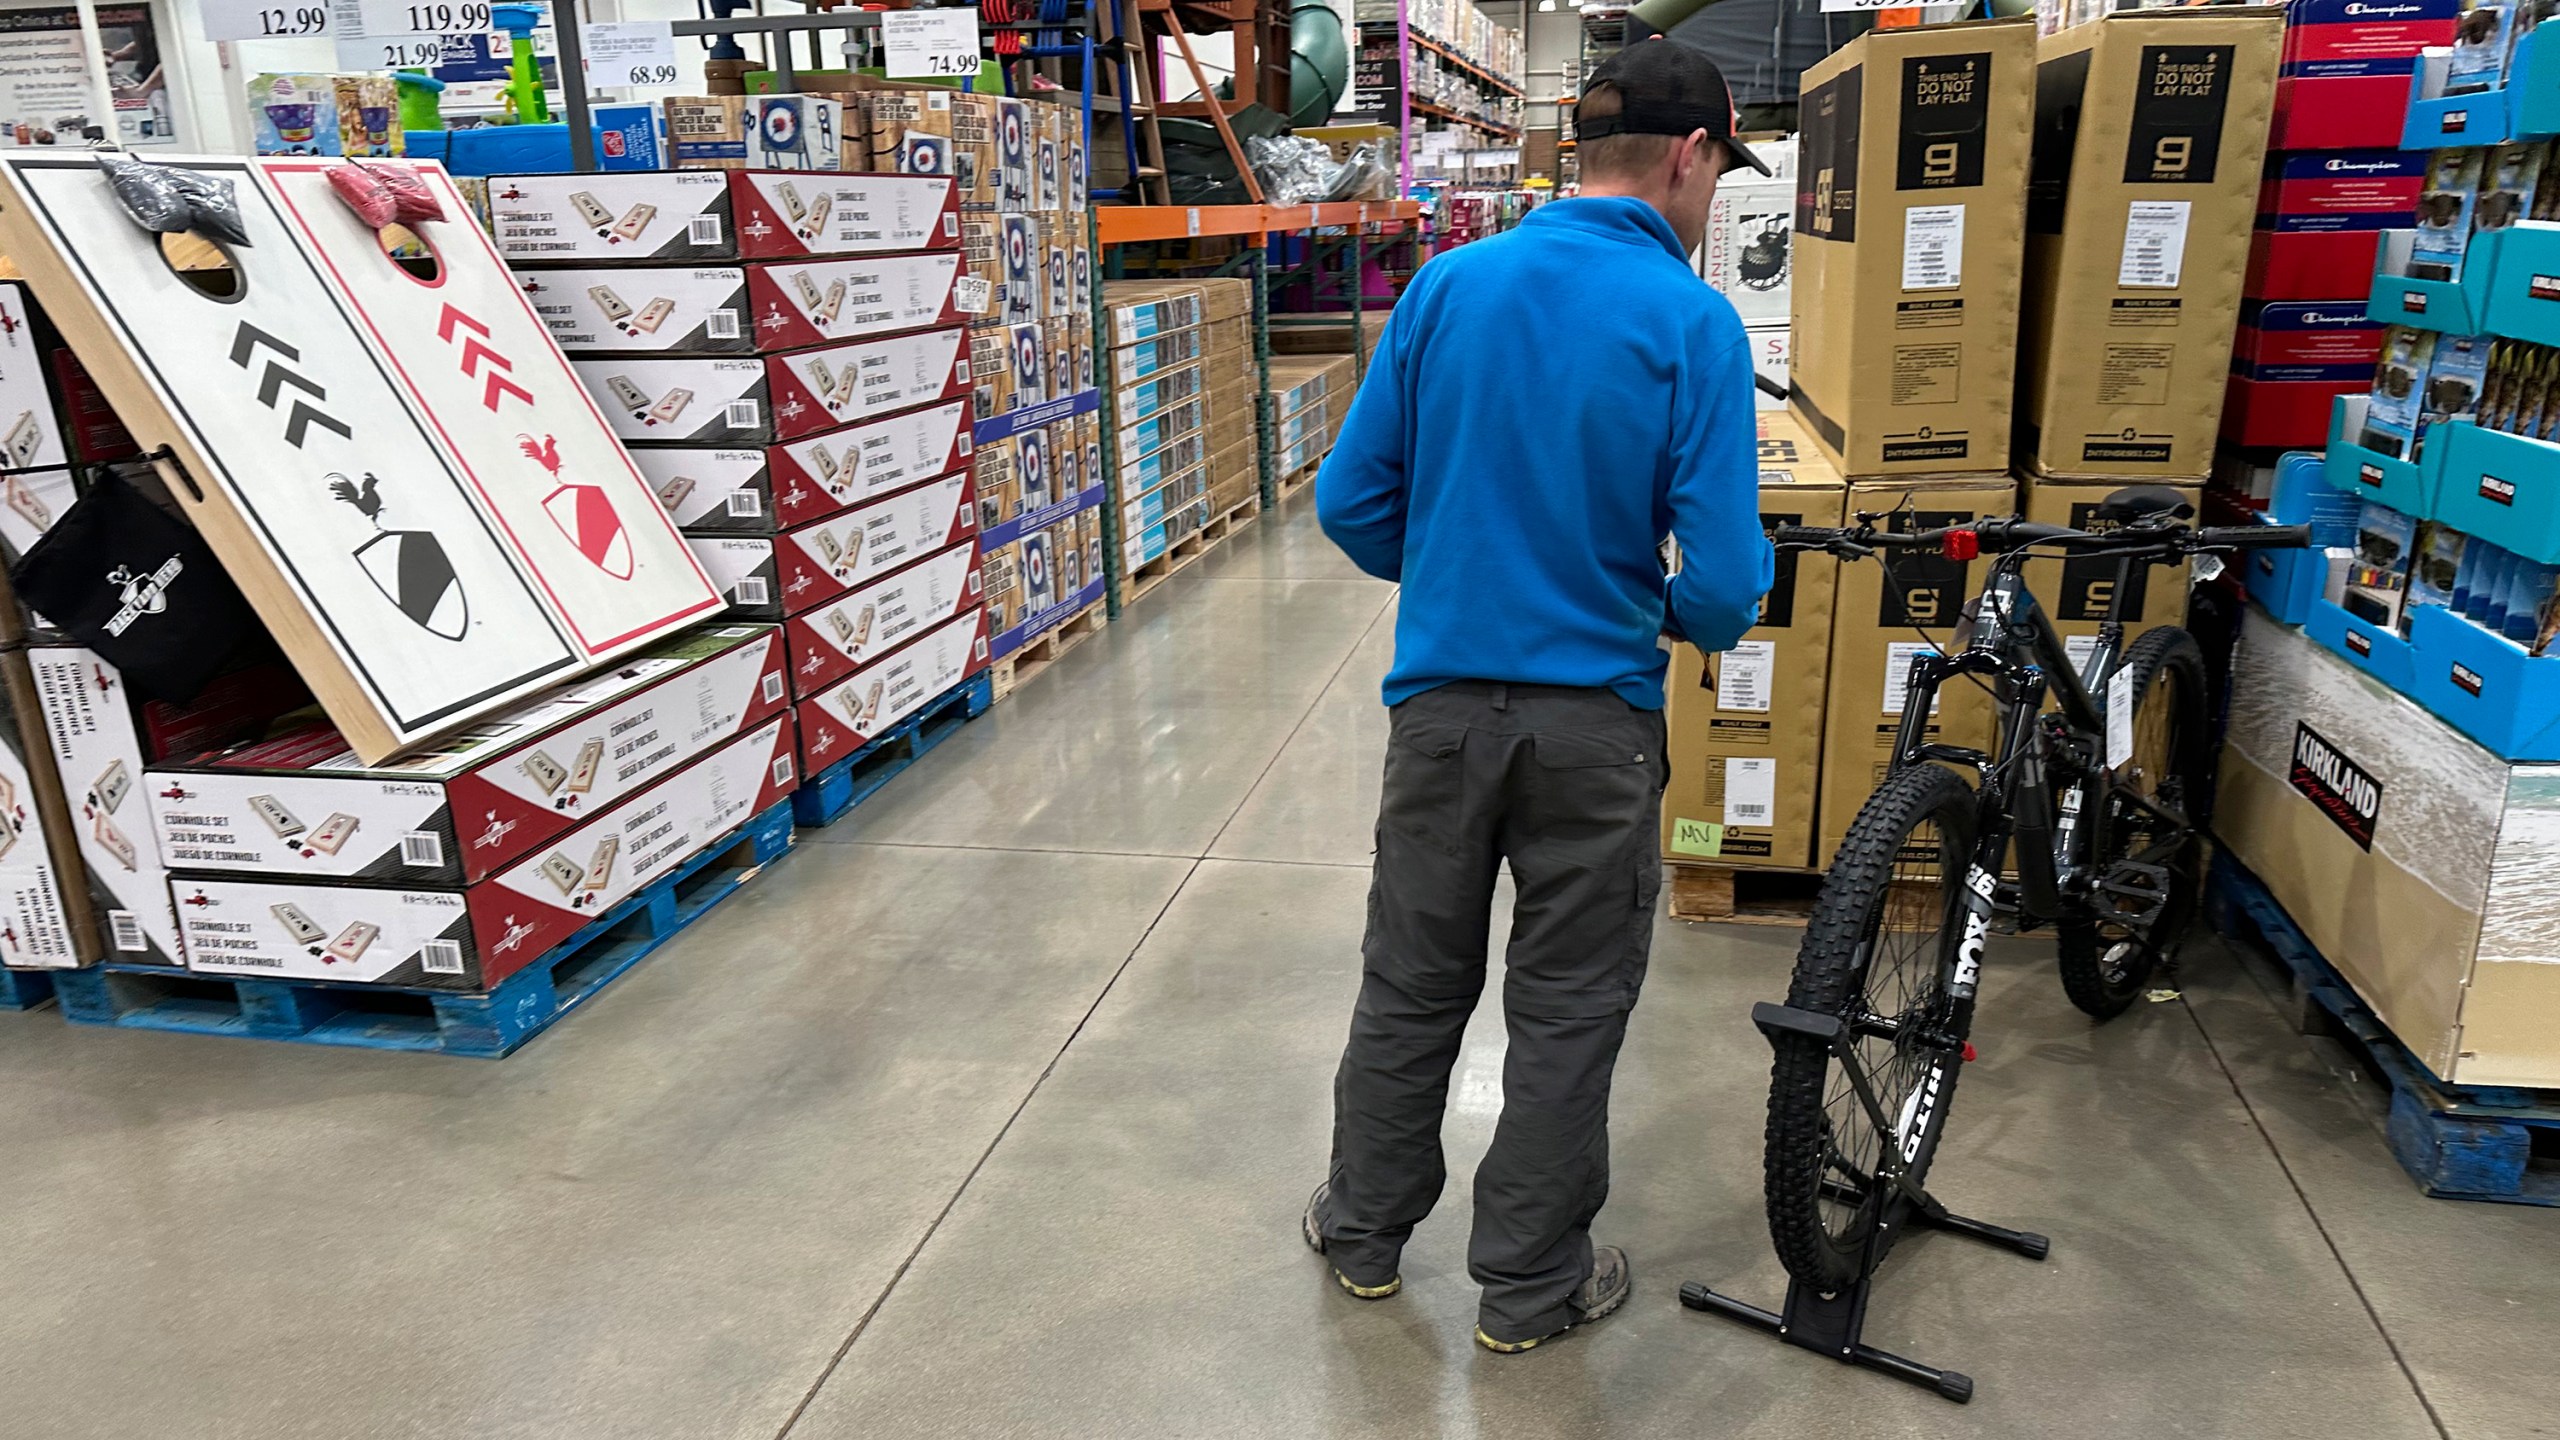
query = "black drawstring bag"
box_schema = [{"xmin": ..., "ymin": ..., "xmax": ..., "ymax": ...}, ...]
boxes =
[{"xmin": 11, "ymin": 468, "xmax": 262, "ymax": 702}]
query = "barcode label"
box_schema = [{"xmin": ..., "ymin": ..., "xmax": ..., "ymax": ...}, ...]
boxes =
[
  {"xmin": 725, "ymin": 489, "xmax": 764, "ymax": 517},
  {"xmin": 1724, "ymin": 757, "xmax": 1778, "ymax": 829},
  {"xmin": 401, "ymin": 831, "xmax": 446, "ymax": 867},
  {"xmin": 725, "ymin": 399, "xmax": 761, "ymax": 428},
  {"xmin": 771, "ymin": 756, "xmax": 795, "ymax": 786},
  {"xmin": 707, "ymin": 310, "xmax": 741, "ymax": 339},
  {"xmin": 108, "ymin": 909, "xmax": 145, "ymax": 952},
  {"xmin": 735, "ymin": 576, "xmax": 771, "ymax": 605},
  {"xmin": 761, "ymin": 671, "xmax": 786, "ymax": 703},
  {"xmin": 688, "ymin": 214, "xmax": 724, "ymax": 246},
  {"xmin": 419, "ymin": 939, "xmax": 466, "ymax": 976}
]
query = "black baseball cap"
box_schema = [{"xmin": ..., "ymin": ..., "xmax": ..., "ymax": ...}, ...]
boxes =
[{"xmin": 1579, "ymin": 39, "xmax": 1773, "ymax": 177}]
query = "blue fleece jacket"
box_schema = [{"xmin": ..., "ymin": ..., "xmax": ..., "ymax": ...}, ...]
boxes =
[{"xmin": 1316, "ymin": 196, "xmax": 1775, "ymax": 710}]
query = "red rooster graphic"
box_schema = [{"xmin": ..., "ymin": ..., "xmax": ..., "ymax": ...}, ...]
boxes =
[{"xmin": 520, "ymin": 433, "xmax": 634, "ymax": 580}]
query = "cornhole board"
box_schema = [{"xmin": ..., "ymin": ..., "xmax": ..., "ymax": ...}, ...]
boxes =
[{"xmin": 0, "ymin": 154, "xmax": 723, "ymax": 763}]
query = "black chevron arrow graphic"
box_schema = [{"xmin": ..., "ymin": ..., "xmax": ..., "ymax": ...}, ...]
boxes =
[
  {"xmin": 283, "ymin": 400, "xmax": 351, "ymax": 449},
  {"xmin": 256, "ymin": 361, "xmax": 325, "ymax": 409},
  {"xmin": 229, "ymin": 322, "xmax": 298, "ymax": 368}
]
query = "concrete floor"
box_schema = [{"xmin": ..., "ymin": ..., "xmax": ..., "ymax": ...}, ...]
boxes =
[{"xmin": 2, "ymin": 499, "xmax": 2551, "ymax": 1439}]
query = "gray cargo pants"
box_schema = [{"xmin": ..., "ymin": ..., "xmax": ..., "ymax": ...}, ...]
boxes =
[{"xmin": 1319, "ymin": 681, "xmax": 1666, "ymax": 1344}]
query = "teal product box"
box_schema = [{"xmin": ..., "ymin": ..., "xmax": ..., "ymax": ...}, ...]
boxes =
[
  {"xmin": 2366, "ymin": 228, "xmax": 2490, "ymax": 334},
  {"xmin": 2478, "ymin": 221, "xmax": 2560, "ymax": 347},
  {"xmin": 2433, "ymin": 420, "xmax": 2560, "ymax": 563},
  {"xmin": 2409, "ymin": 603, "xmax": 2560, "ymax": 758},
  {"xmin": 594, "ymin": 103, "xmax": 669, "ymax": 171},
  {"xmin": 2307, "ymin": 598, "xmax": 2422, "ymax": 691}
]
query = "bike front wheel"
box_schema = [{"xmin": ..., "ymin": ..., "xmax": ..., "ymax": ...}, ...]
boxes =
[{"xmin": 1763, "ymin": 762, "xmax": 1979, "ymax": 1292}]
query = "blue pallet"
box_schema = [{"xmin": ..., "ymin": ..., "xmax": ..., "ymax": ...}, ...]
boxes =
[
  {"xmin": 793, "ymin": 672, "xmax": 994, "ymax": 828},
  {"xmin": 0, "ymin": 966, "xmax": 56, "ymax": 1011},
  {"xmin": 2210, "ymin": 852, "xmax": 2560, "ymax": 1206},
  {"xmin": 51, "ymin": 800, "xmax": 797, "ymax": 1059}
]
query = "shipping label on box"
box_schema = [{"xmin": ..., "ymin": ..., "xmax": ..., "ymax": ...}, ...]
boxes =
[
  {"xmin": 743, "ymin": 252, "xmax": 976, "ymax": 351},
  {"xmin": 147, "ymin": 627, "xmax": 788, "ymax": 887},
  {"xmin": 771, "ymin": 398, "xmax": 975, "ymax": 526},
  {"xmin": 519, "ymin": 266, "xmax": 753, "ymax": 355},
  {"xmin": 26, "ymin": 646, "xmax": 179, "ymax": 964},
  {"xmin": 689, "ymin": 536, "xmax": 782, "ymax": 619},
  {"xmin": 798, "ymin": 606, "xmax": 992, "ymax": 765},
  {"xmin": 575, "ymin": 356, "xmax": 769, "ymax": 443},
  {"xmin": 785, "ymin": 540, "xmax": 985, "ymax": 695},
  {"xmin": 765, "ymin": 326, "xmax": 971, "ymax": 439},
  {"xmin": 727, "ymin": 172, "xmax": 962, "ymax": 260},
  {"xmin": 776, "ymin": 472, "xmax": 976, "ymax": 613},
  {"xmin": 629, "ymin": 448, "xmax": 775, "ymax": 533}
]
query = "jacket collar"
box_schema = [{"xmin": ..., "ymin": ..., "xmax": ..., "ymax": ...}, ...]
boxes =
[{"xmin": 1522, "ymin": 195, "xmax": 1686, "ymax": 260}]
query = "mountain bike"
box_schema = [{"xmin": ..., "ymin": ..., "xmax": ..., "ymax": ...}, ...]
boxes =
[{"xmin": 1679, "ymin": 485, "xmax": 2309, "ymax": 1403}]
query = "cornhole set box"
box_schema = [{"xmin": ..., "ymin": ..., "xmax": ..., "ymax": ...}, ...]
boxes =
[
  {"xmin": 0, "ymin": 672, "xmax": 90, "ymax": 970},
  {"xmin": 686, "ymin": 535, "xmax": 783, "ymax": 620},
  {"xmin": 145, "ymin": 625, "xmax": 788, "ymax": 888},
  {"xmin": 629, "ymin": 398, "xmax": 974, "ymax": 531},
  {"xmin": 574, "ymin": 325, "xmax": 969, "ymax": 443},
  {"xmin": 518, "ymin": 266, "xmax": 755, "ymax": 355},
  {"xmin": 1788, "ymin": 18, "xmax": 2039, "ymax": 479},
  {"xmin": 774, "ymin": 471, "xmax": 976, "ymax": 614},
  {"xmin": 635, "ymin": 448, "xmax": 779, "ymax": 533},
  {"xmin": 26, "ymin": 644, "xmax": 237, "ymax": 968},
  {"xmin": 527, "ymin": 254, "xmax": 983, "ymax": 357},
  {"xmin": 784, "ymin": 538, "xmax": 984, "ymax": 696},
  {"xmin": 1660, "ymin": 410, "xmax": 1847, "ymax": 871},
  {"xmin": 2014, "ymin": 9, "xmax": 2284, "ymax": 482},
  {"xmin": 0, "ymin": 156, "xmax": 723, "ymax": 764},
  {"xmin": 177, "ymin": 713, "xmax": 798, "ymax": 992},
  {"xmin": 797, "ymin": 605, "xmax": 992, "ymax": 767},
  {"xmin": 489, "ymin": 170, "xmax": 961, "ymax": 264}
]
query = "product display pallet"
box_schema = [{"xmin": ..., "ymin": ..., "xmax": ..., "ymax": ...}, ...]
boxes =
[
  {"xmin": 993, "ymin": 603, "xmax": 1106, "ymax": 704},
  {"xmin": 792, "ymin": 672, "xmax": 996, "ymax": 829},
  {"xmin": 1664, "ymin": 861, "xmax": 1939, "ymax": 930},
  {"xmin": 2211, "ymin": 852, "xmax": 2560, "ymax": 1207},
  {"xmin": 1124, "ymin": 494, "xmax": 1263, "ymax": 608},
  {"xmin": 49, "ymin": 800, "xmax": 799, "ymax": 1060},
  {"xmin": 1277, "ymin": 453, "xmax": 1323, "ymax": 502},
  {"xmin": 1, "ymin": 967, "xmax": 56, "ymax": 1011}
]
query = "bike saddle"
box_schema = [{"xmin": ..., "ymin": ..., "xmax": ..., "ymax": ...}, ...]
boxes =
[{"xmin": 2093, "ymin": 484, "xmax": 2195, "ymax": 523}]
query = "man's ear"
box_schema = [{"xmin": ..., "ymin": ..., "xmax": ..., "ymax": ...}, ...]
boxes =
[{"xmin": 1677, "ymin": 130, "xmax": 1715, "ymax": 184}]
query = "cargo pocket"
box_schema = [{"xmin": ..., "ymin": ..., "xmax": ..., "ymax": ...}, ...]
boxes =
[
  {"xmin": 1529, "ymin": 724, "xmax": 1658, "ymax": 868},
  {"xmin": 1623, "ymin": 860, "xmax": 1662, "ymax": 1005},
  {"xmin": 1379, "ymin": 714, "xmax": 1469, "ymax": 856}
]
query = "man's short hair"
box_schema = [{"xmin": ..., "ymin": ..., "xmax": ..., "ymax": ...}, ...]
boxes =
[{"xmin": 1577, "ymin": 81, "xmax": 1679, "ymax": 181}]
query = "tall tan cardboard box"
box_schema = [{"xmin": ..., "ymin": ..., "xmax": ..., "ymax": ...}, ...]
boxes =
[
  {"xmin": 1661, "ymin": 411, "xmax": 1846, "ymax": 870},
  {"xmin": 1815, "ymin": 475, "xmax": 2019, "ymax": 866},
  {"xmin": 2017, "ymin": 474, "xmax": 2200, "ymax": 668},
  {"xmin": 2016, "ymin": 9, "xmax": 2283, "ymax": 480},
  {"xmin": 1790, "ymin": 18, "xmax": 2037, "ymax": 480}
]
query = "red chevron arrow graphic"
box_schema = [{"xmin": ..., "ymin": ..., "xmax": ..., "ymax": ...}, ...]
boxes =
[
  {"xmin": 481, "ymin": 373, "xmax": 535, "ymax": 412},
  {"xmin": 436, "ymin": 303, "xmax": 489, "ymax": 343},
  {"xmin": 457, "ymin": 336, "xmax": 511, "ymax": 379}
]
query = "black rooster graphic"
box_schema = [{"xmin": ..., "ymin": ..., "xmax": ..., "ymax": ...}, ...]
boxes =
[{"xmin": 331, "ymin": 471, "xmax": 468, "ymax": 640}]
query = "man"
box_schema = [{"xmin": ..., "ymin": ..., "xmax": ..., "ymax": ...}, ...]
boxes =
[{"xmin": 1303, "ymin": 40, "xmax": 1776, "ymax": 1355}]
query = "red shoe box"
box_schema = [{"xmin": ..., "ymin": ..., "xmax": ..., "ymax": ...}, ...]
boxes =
[
  {"xmin": 2233, "ymin": 300, "xmax": 2387, "ymax": 383},
  {"xmin": 2246, "ymin": 229, "xmax": 2385, "ymax": 303},
  {"xmin": 2223, "ymin": 372, "xmax": 2363, "ymax": 449}
]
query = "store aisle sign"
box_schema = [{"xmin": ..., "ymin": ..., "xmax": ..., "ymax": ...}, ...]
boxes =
[
  {"xmin": 202, "ymin": 0, "xmax": 333, "ymax": 42},
  {"xmin": 881, "ymin": 8, "xmax": 980, "ymax": 79},
  {"xmin": 581, "ymin": 20, "xmax": 678, "ymax": 88}
]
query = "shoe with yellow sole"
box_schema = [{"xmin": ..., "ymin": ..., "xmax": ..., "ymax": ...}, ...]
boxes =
[
  {"xmin": 1475, "ymin": 1246, "xmax": 1630, "ymax": 1353},
  {"xmin": 1302, "ymin": 1183, "xmax": 1401, "ymax": 1300}
]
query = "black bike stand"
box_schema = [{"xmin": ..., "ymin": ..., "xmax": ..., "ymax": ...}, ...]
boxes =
[{"xmin": 1678, "ymin": 1190, "xmax": 2050, "ymax": 1404}]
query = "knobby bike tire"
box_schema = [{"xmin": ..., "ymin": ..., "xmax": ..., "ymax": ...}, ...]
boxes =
[
  {"xmin": 1763, "ymin": 762, "xmax": 1978, "ymax": 1293},
  {"xmin": 2057, "ymin": 627, "xmax": 2211, "ymax": 1021}
]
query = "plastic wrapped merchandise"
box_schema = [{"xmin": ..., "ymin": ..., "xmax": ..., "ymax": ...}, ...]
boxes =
[
  {"xmin": 1323, "ymin": 142, "xmax": 1387, "ymax": 203},
  {"xmin": 1246, "ymin": 134, "xmax": 1335, "ymax": 206},
  {"xmin": 97, "ymin": 153, "xmax": 252, "ymax": 247}
]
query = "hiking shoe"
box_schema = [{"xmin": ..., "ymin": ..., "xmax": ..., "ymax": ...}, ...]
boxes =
[
  {"xmin": 1475, "ymin": 1246, "xmax": 1631, "ymax": 1353},
  {"xmin": 1302, "ymin": 1183, "xmax": 1400, "ymax": 1300}
]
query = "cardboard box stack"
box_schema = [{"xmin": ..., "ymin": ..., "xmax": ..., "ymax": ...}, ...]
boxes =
[
  {"xmin": 1264, "ymin": 353, "xmax": 1357, "ymax": 486},
  {"xmin": 850, "ymin": 85, "xmax": 1102, "ymax": 663},
  {"xmin": 491, "ymin": 167, "xmax": 993, "ymax": 769},
  {"xmin": 2220, "ymin": 0, "xmax": 2455, "ymax": 491},
  {"xmin": 1103, "ymin": 278, "xmax": 1257, "ymax": 579}
]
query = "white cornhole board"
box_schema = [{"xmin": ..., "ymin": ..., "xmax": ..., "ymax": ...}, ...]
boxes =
[{"xmin": 0, "ymin": 155, "xmax": 722, "ymax": 763}]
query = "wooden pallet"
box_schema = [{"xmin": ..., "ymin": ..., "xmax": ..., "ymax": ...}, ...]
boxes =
[
  {"xmin": 2211, "ymin": 852, "xmax": 2560, "ymax": 1206},
  {"xmin": 49, "ymin": 801, "xmax": 797, "ymax": 1058},
  {"xmin": 791, "ymin": 672, "xmax": 995, "ymax": 827},
  {"xmin": 1276, "ymin": 454, "xmax": 1321, "ymax": 502},
  {"xmin": 1665, "ymin": 861, "xmax": 1936, "ymax": 930},
  {"xmin": 0, "ymin": 966, "xmax": 56, "ymax": 1011},
  {"xmin": 1123, "ymin": 492, "xmax": 1263, "ymax": 608},
  {"xmin": 993, "ymin": 602, "xmax": 1106, "ymax": 703}
]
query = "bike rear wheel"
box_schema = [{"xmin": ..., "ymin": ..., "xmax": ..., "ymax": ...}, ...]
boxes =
[
  {"xmin": 2058, "ymin": 627, "xmax": 2211, "ymax": 1020},
  {"xmin": 1763, "ymin": 762, "xmax": 1978, "ymax": 1293}
]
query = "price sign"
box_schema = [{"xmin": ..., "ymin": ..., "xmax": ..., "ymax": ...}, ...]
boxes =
[
  {"xmin": 202, "ymin": 0, "xmax": 333, "ymax": 41},
  {"xmin": 582, "ymin": 20, "xmax": 679, "ymax": 87},
  {"xmin": 337, "ymin": 32, "xmax": 449, "ymax": 68},
  {"xmin": 356, "ymin": 0, "xmax": 498, "ymax": 33},
  {"xmin": 881, "ymin": 8, "xmax": 981, "ymax": 79}
]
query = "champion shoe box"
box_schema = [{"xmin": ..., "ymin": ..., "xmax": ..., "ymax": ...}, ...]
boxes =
[
  {"xmin": 2270, "ymin": 0, "xmax": 2457, "ymax": 150},
  {"xmin": 519, "ymin": 252, "xmax": 983, "ymax": 356},
  {"xmin": 488, "ymin": 171, "xmax": 961, "ymax": 264},
  {"xmin": 174, "ymin": 713, "xmax": 799, "ymax": 991}
]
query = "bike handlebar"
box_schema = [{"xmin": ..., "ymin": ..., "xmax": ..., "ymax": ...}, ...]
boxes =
[{"xmin": 1770, "ymin": 518, "xmax": 2313, "ymax": 560}]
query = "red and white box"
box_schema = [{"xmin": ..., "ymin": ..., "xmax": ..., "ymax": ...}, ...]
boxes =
[
  {"xmin": 775, "ymin": 472, "xmax": 977, "ymax": 614},
  {"xmin": 764, "ymin": 326, "xmax": 971, "ymax": 439},
  {"xmin": 785, "ymin": 539, "xmax": 984, "ymax": 696},
  {"xmin": 176, "ymin": 714, "xmax": 798, "ymax": 991},
  {"xmin": 797, "ymin": 606, "xmax": 992, "ymax": 768},
  {"xmin": 490, "ymin": 170, "xmax": 960, "ymax": 264},
  {"xmin": 575, "ymin": 327, "xmax": 968, "ymax": 444},
  {"xmin": 147, "ymin": 625, "xmax": 788, "ymax": 887},
  {"xmin": 770, "ymin": 398, "xmax": 975, "ymax": 525},
  {"xmin": 743, "ymin": 252, "xmax": 986, "ymax": 350}
]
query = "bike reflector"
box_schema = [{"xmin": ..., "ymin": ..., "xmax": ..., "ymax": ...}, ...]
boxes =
[{"xmin": 1941, "ymin": 529, "xmax": 1980, "ymax": 562}]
